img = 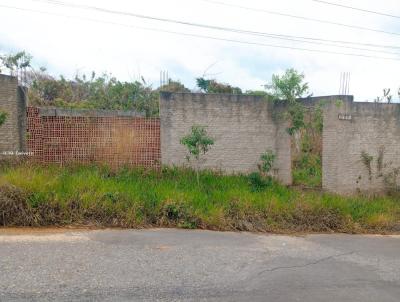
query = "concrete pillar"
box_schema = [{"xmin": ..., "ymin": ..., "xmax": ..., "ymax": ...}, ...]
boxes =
[{"xmin": 0, "ymin": 74, "xmax": 27, "ymax": 157}]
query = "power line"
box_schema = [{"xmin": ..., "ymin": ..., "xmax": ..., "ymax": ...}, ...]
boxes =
[
  {"xmin": 312, "ymin": 0, "xmax": 400, "ymax": 20},
  {"xmin": 22, "ymin": 0, "xmax": 400, "ymax": 54},
  {"xmin": 199, "ymin": 0, "xmax": 400, "ymax": 37},
  {"xmin": 1, "ymin": 4, "xmax": 400, "ymax": 61},
  {"xmin": 252, "ymin": 32, "xmax": 400, "ymax": 50}
]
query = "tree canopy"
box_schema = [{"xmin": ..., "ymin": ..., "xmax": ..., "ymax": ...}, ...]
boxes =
[{"xmin": 196, "ymin": 77, "xmax": 242, "ymax": 94}]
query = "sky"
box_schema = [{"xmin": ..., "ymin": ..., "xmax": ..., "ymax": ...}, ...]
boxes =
[{"xmin": 0, "ymin": 0, "xmax": 400, "ymax": 101}]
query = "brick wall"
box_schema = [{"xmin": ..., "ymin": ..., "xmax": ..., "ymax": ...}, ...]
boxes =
[
  {"xmin": 160, "ymin": 92, "xmax": 292, "ymax": 184},
  {"xmin": 323, "ymin": 98, "xmax": 400, "ymax": 194},
  {"xmin": 0, "ymin": 75, "xmax": 26, "ymax": 156},
  {"xmin": 27, "ymin": 107, "xmax": 161, "ymax": 168}
]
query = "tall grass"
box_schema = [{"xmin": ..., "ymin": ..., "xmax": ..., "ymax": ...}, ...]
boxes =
[{"xmin": 0, "ymin": 163, "xmax": 399, "ymax": 233}]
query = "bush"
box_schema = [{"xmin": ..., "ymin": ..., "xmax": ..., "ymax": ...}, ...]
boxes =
[
  {"xmin": 248, "ymin": 172, "xmax": 273, "ymax": 192},
  {"xmin": 259, "ymin": 150, "xmax": 275, "ymax": 175}
]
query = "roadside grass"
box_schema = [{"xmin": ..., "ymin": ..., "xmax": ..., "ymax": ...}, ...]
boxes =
[{"xmin": 0, "ymin": 163, "xmax": 399, "ymax": 233}]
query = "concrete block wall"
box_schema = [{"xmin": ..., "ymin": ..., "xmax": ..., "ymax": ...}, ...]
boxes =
[
  {"xmin": 160, "ymin": 92, "xmax": 292, "ymax": 185},
  {"xmin": 3, "ymin": 71, "xmax": 399, "ymax": 195},
  {"xmin": 0, "ymin": 75, "xmax": 26, "ymax": 156},
  {"xmin": 323, "ymin": 98, "xmax": 400, "ymax": 194}
]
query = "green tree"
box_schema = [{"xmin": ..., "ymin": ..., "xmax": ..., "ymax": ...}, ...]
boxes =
[
  {"xmin": 267, "ymin": 68, "xmax": 309, "ymax": 102},
  {"xmin": 0, "ymin": 51, "xmax": 32, "ymax": 73},
  {"xmin": 0, "ymin": 51, "xmax": 32, "ymax": 85},
  {"xmin": 266, "ymin": 69, "xmax": 310, "ymax": 135},
  {"xmin": 180, "ymin": 125, "xmax": 214, "ymax": 185}
]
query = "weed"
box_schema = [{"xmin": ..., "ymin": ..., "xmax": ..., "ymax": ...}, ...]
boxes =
[
  {"xmin": 361, "ymin": 151, "xmax": 373, "ymax": 180},
  {"xmin": 259, "ymin": 150, "xmax": 276, "ymax": 175},
  {"xmin": 377, "ymin": 146, "xmax": 385, "ymax": 176},
  {"xmin": 0, "ymin": 163, "xmax": 399, "ymax": 233},
  {"xmin": 248, "ymin": 172, "xmax": 272, "ymax": 192}
]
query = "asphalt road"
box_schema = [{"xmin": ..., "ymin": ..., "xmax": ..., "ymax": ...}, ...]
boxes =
[{"xmin": 0, "ymin": 229, "xmax": 399, "ymax": 302}]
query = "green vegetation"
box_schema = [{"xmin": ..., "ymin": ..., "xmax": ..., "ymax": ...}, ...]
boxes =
[
  {"xmin": 267, "ymin": 68, "xmax": 310, "ymax": 135},
  {"xmin": 293, "ymin": 153, "xmax": 322, "ymax": 187},
  {"xmin": 267, "ymin": 68, "xmax": 309, "ymax": 102},
  {"xmin": 196, "ymin": 77, "xmax": 242, "ymax": 94},
  {"xmin": 180, "ymin": 125, "xmax": 214, "ymax": 186},
  {"xmin": 159, "ymin": 79, "xmax": 191, "ymax": 93},
  {"xmin": 266, "ymin": 69, "xmax": 323, "ymax": 188},
  {"xmin": 259, "ymin": 150, "xmax": 276, "ymax": 175},
  {"xmin": 0, "ymin": 163, "xmax": 399, "ymax": 233},
  {"xmin": 1, "ymin": 50, "xmax": 268, "ymax": 115},
  {"xmin": 292, "ymin": 104, "xmax": 324, "ymax": 187},
  {"xmin": 28, "ymin": 71, "xmax": 161, "ymax": 117},
  {"xmin": 249, "ymin": 150, "xmax": 276, "ymax": 192},
  {"xmin": 0, "ymin": 51, "xmax": 190, "ymax": 116},
  {"xmin": 0, "ymin": 51, "xmax": 32, "ymax": 77},
  {"xmin": 358, "ymin": 148, "xmax": 400, "ymax": 195},
  {"xmin": 0, "ymin": 111, "xmax": 6, "ymax": 126},
  {"xmin": 361, "ymin": 151, "xmax": 374, "ymax": 181}
]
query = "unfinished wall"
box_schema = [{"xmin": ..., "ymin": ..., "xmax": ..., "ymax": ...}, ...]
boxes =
[
  {"xmin": 0, "ymin": 75, "xmax": 26, "ymax": 156},
  {"xmin": 27, "ymin": 107, "xmax": 161, "ymax": 168},
  {"xmin": 323, "ymin": 98, "xmax": 400, "ymax": 194},
  {"xmin": 160, "ymin": 92, "xmax": 292, "ymax": 184}
]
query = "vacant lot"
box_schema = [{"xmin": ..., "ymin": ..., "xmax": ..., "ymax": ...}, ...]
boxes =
[{"xmin": 0, "ymin": 163, "xmax": 399, "ymax": 233}]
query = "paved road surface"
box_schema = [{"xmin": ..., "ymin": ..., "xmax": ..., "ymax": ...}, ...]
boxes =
[{"xmin": 0, "ymin": 229, "xmax": 399, "ymax": 301}]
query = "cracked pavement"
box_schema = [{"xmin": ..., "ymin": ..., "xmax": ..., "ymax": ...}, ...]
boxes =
[{"xmin": 0, "ymin": 229, "xmax": 399, "ymax": 301}]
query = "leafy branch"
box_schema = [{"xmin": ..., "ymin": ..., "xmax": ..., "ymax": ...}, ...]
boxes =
[{"xmin": 266, "ymin": 69, "xmax": 310, "ymax": 135}]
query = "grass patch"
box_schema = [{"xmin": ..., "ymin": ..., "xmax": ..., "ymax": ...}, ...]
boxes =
[
  {"xmin": 293, "ymin": 153, "xmax": 322, "ymax": 187},
  {"xmin": 0, "ymin": 163, "xmax": 399, "ymax": 233}
]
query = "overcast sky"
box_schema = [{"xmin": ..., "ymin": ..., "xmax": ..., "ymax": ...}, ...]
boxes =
[{"xmin": 1, "ymin": 0, "xmax": 400, "ymax": 101}]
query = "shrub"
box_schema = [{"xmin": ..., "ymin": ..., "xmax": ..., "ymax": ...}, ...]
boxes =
[
  {"xmin": 180, "ymin": 125, "xmax": 214, "ymax": 186},
  {"xmin": 249, "ymin": 150, "xmax": 276, "ymax": 191},
  {"xmin": 259, "ymin": 150, "xmax": 276, "ymax": 175},
  {"xmin": 248, "ymin": 172, "xmax": 273, "ymax": 192}
]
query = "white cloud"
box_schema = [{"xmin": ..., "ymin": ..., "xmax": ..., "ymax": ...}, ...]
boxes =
[{"xmin": 1, "ymin": 0, "xmax": 400, "ymax": 101}]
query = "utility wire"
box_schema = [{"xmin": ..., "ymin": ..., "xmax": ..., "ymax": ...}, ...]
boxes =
[
  {"xmin": 254, "ymin": 33, "xmax": 400, "ymax": 50},
  {"xmin": 1, "ymin": 4, "xmax": 400, "ymax": 61},
  {"xmin": 199, "ymin": 0, "xmax": 400, "ymax": 37},
  {"xmin": 23, "ymin": 0, "xmax": 400, "ymax": 52},
  {"xmin": 312, "ymin": 0, "xmax": 400, "ymax": 20}
]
